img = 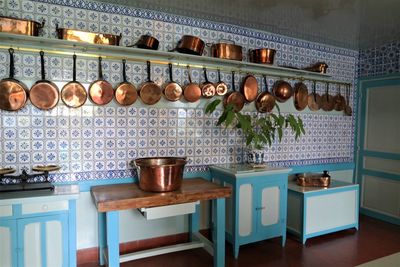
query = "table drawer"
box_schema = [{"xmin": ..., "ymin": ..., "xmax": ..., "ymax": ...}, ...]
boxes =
[
  {"xmin": 139, "ymin": 201, "xmax": 199, "ymax": 220},
  {"xmin": 22, "ymin": 200, "xmax": 69, "ymax": 215},
  {"xmin": 0, "ymin": 205, "xmax": 13, "ymax": 217}
]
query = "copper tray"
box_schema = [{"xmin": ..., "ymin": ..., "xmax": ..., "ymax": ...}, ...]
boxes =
[
  {"xmin": 0, "ymin": 167, "xmax": 16, "ymax": 175},
  {"xmin": 56, "ymin": 26, "xmax": 121, "ymax": 46},
  {"xmin": 0, "ymin": 16, "xmax": 44, "ymax": 36},
  {"xmin": 296, "ymin": 174, "xmax": 330, "ymax": 187},
  {"xmin": 32, "ymin": 165, "xmax": 61, "ymax": 172}
]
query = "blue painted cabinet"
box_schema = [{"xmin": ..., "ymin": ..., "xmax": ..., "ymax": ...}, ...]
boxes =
[{"xmin": 210, "ymin": 164, "xmax": 291, "ymax": 258}]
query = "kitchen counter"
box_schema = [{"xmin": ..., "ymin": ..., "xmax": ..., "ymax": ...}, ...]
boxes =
[
  {"xmin": 91, "ymin": 178, "xmax": 231, "ymax": 267},
  {"xmin": 210, "ymin": 163, "xmax": 292, "ymax": 177}
]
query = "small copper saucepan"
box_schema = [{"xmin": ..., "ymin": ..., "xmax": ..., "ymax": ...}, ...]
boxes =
[
  {"xmin": 214, "ymin": 69, "xmax": 228, "ymax": 96},
  {"xmin": 201, "ymin": 67, "xmax": 216, "ymax": 98},
  {"xmin": 320, "ymin": 83, "xmax": 335, "ymax": 111},
  {"xmin": 249, "ymin": 48, "xmax": 276, "ymax": 64},
  {"xmin": 171, "ymin": 35, "xmax": 205, "ymax": 56},
  {"xmin": 183, "ymin": 65, "xmax": 201, "ymax": 103},
  {"xmin": 88, "ymin": 57, "xmax": 114, "ymax": 105},
  {"xmin": 114, "ymin": 59, "xmax": 138, "ymax": 106},
  {"xmin": 273, "ymin": 80, "xmax": 293, "ymax": 103},
  {"xmin": 138, "ymin": 61, "xmax": 162, "ymax": 105},
  {"xmin": 241, "ymin": 74, "xmax": 258, "ymax": 102},
  {"xmin": 307, "ymin": 81, "xmax": 322, "ymax": 111},
  {"xmin": 224, "ymin": 71, "xmax": 245, "ymax": 112},
  {"xmin": 333, "ymin": 84, "xmax": 346, "ymax": 111},
  {"xmin": 0, "ymin": 48, "xmax": 29, "ymax": 111},
  {"xmin": 255, "ymin": 75, "xmax": 275, "ymax": 113},
  {"xmin": 293, "ymin": 81, "xmax": 309, "ymax": 111},
  {"xmin": 30, "ymin": 51, "xmax": 59, "ymax": 110},
  {"xmin": 61, "ymin": 54, "xmax": 87, "ymax": 108},
  {"xmin": 128, "ymin": 35, "xmax": 159, "ymax": 50},
  {"xmin": 163, "ymin": 63, "xmax": 182, "ymax": 101}
]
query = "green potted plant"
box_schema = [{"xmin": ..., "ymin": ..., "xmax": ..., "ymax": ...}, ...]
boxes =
[{"xmin": 205, "ymin": 99, "xmax": 305, "ymax": 165}]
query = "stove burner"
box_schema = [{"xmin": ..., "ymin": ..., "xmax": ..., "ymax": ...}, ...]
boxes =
[{"xmin": 0, "ymin": 169, "xmax": 55, "ymax": 193}]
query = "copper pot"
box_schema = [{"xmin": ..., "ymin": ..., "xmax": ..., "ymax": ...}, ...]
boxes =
[
  {"xmin": 138, "ymin": 61, "xmax": 162, "ymax": 105},
  {"xmin": 211, "ymin": 42, "xmax": 242, "ymax": 61},
  {"xmin": 214, "ymin": 69, "xmax": 228, "ymax": 96},
  {"xmin": 0, "ymin": 16, "xmax": 44, "ymax": 36},
  {"xmin": 88, "ymin": 57, "xmax": 114, "ymax": 105},
  {"xmin": 249, "ymin": 48, "xmax": 276, "ymax": 64},
  {"xmin": 201, "ymin": 67, "xmax": 216, "ymax": 98},
  {"xmin": 0, "ymin": 48, "xmax": 28, "ymax": 111},
  {"xmin": 273, "ymin": 80, "xmax": 293, "ymax": 103},
  {"xmin": 173, "ymin": 35, "xmax": 205, "ymax": 56},
  {"xmin": 163, "ymin": 63, "xmax": 182, "ymax": 101},
  {"xmin": 293, "ymin": 81, "xmax": 309, "ymax": 111},
  {"xmin": 333, "ymin": 84, "xmax": 346, "ymax": 111},
  {"xmin": 307, "ymin": 81, "xmax": 321, "ymax": 111},
  {"xmin": 134, "ymin": 157, "xmax": 187, "ymax": 192},
  {"xmin": 304, "ymin": 62, "xmax": 328, "ymax": 74},
  {"xmin": 224, "ymin": 71, "xmax": 245, "ymax": 112},
  {"xmin": 183, "ymin": 66, "xmax": 201, "ymax": 103},
  {"xmin": 129, "ymin": 35, "xmax": 159, "ymax": 50},
  {"xmin": 255, "ymin": 75, "xmax": 275, "ymax": 113},
  {"xmin": 241, "ymin": 74, "xmax": 258, "ymax": 102},
  {"xmin": 344, "ymin": 84, "xmax": 352, "ymax": 116},
  {"xmin": 115, "ymin": 59, "xmax": 138, "ymax": 106},
  {"xmin": 61, "ymin": 54, "xmax": 87, "ymax": 108},
  {"xmin": 320, "ymin": 83, "xmax": 335, "ymax": 111},
  {"xmin": 56, "ymin": 25, "xmax": 121, "ymax": 46}
]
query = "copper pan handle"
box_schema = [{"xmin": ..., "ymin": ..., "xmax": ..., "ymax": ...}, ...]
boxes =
[
  {"xmin": 146, "ymin": 61, "xmax": 151, "ymax": 82},
  {"xmin": 40, "ymin": 51, "xmax": 45, "ymax": 80},
  {"xmin": 203, "ymin": 67, "xmax": 209, "ymax": 83},
  {"xmin": 98, "ymin": 57, "xmax": 103, "ymax": 80},
  {"xmin": 217, "ymin": 69, "xmax": 222, "ymax": 82},
  {"xmin": 186, "ymin": 65, "xmax": 192, "ymax": 83},
  {"xmin": 168, "ymin": 63, "xmax": 174, "ymax": 83},
  {"xmin": 231, "ymin": 71, "xmax": 235, "ymax": 91},
  {"xmin": 72, "ymin": 54, "xmax": 77, "ymax": 82},
  {"xmin": 263, "ymin": 75, "xmax": 268, "ymax": 93},
  {"xmin": 313, "ymin": 81, "xmax": 317, "ymax": 102},
  {"xmin": 122, "ymin": 59, "xmax": 127, "ymax": 82},
  {"xmin": 8, "ymin": 48, "xmax": 15, "ymax": 79}
]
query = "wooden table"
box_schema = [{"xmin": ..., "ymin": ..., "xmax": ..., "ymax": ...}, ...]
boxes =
[{"xmin": 91, "ymin": 178, "xmax": 231, "ymax": 267}]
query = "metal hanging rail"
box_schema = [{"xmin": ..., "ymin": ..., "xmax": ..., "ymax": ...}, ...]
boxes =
[{"xmin": 0, "ymin": 33, "xmax": 351, "ymax": 86}]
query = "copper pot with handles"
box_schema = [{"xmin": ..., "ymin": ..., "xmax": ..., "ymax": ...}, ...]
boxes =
[
  {"xmin": 211, "ymin": 40, "xmax": 243, "ymax": 61},
  {"xmin": 249, "ymin": 48, "xmax": 276, "ymax": 64},
  {"xmin": 273, "ymin": 80, "xmax": 293, "ymax": 103},
  {"xmin": 0, "ymin": 16, "xmax": 45, "ymax": 36},
  {"xmin": 171, "ymin": 35, "xmax": 205, "ymax": 56}
]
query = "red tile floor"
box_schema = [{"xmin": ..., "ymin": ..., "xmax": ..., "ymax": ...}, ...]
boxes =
[{"xmin": 79, "ymin": 215, "xmax": 400, "ymax": 267}]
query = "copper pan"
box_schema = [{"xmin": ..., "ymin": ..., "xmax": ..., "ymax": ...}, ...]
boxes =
[
  {"xmin": 115, "ymin": 59, "xmax": 138, "ymax": 106},
  {"xmin": 61, "ymin": 54, "xmax": 87, "ymax": 108},
  {"xmin": 0, "ymin": 48, "xmax": 28, "ymax": 111},
  {"xmin": 214, "ymin": 69, "xmax": 228, "ymax": 96},
  {"xmin": 29, "ymin": 51, "xmax": 59, "ymax": 110},
  {"xmin": 224, "ymin": 71, "xmax": 245, "ymax": 112},
  {"xmin": 211, "ymin": 41, "xmax": 243, "ymax": 61},
  {"xmin": 304, "ymin": 62, "xmax": 328, "ymax": 74},
  {"xmin": 138, "ymin": 61, "xmax": 162, "ymax": 105},
  {"xmin": 249, "ymin": 48, "xmax": 276, "ymax": 64},
  {"xmin": 171, "ymin": 35, "xmax": 205, "ymax": 56},
  {"xmin": 128, "ymin": 35, "xmax": 159, "ymax": 50},
  {"xmin": 333, "ymin": 84, "xmax": 346, "ymax": 111},
  {"xmin": 307, "ymin": 81, "xmax": 321, "ymax": 111},
  {"xmin": 293, "ymin": 81, "xmax": 308, "ymax": 111},
  {"xmin": 201, "ymin": 67, "xmax": 216, "ymax": 98},
  {"xmin": 183, "ymin": 65, "xmax": 201, "ymax": 103},
  {"xmin": 56, "ymin": 25, "xmax": 121, "ymax": 46},
  {"xmin": 320, "ymin": 83, "xmax": 335, "ymax": 111},
  {"xmin": 255, "ymin": 75, "xmax": 275, "ymax": 113},
  {"xmin": 88, "ymin": 57, "xmax": 114, "ymax": 105},
  {"xmin": 163, "ymin": 63, "xmax": 182, "ymax": 101},
  {"xmin": 241, "ymin": 74, "xmax": 258, "ymax": 102},
  {"xmin": 273, "ymin": 80, "xmax": 293, "ymax": 103},
  {"xmin": 344, "ymin": 84, "xmax": 352, "ymax": 116},
  {"xmin": 0, "ymin": 16, "xmax": 45, "ymax": 36}
]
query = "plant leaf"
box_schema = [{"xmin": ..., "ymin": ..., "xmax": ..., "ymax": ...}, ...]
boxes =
[{"xmin": 205, "ymin": 99, "xmax": 221, "ymax": 114}]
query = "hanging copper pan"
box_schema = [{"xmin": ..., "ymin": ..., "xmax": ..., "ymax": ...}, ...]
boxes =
[
  {"xmin": 88, "ymin": 57, "xmax": 114, "ymax": 105},
  {"xmin": 293, "ymin": 81, "xmax": 308, "ymax": 111},
  {"xmin": 255, "ymin": 75, "xmax": 275, "ymax": 113},
  {"xmin": 138, "ymin": 61, "xmax": 162, "ymax": 105},
  {"xmin": 0, "ymin": 48, "xmax": 28, "ymax": 111},
  {"xmin": 214, "ymin": 69, "xmax": 228, "ymax": 96},
  {"xmin": 224, "ymin": 71, "xmax": 245, "ymax": 112},
  {"xmin": 241, "ymin": 74, "xmax": 258, "ymax": 102},
  {"xmin": 333, "ymin": 84, "xmax": 346, "ymax": 111},
  {"xmin": 201, "ymin": 67, "xmax": 216, "ymax": 98},
  {"xmin": 273, "ymin": 80, "xmax": 293, "ymax": 103},
  {"xmin": 183, "ymin": 65, "xmax": 201, "ymax": 103},
  {"xmin": 61, "ymin": 54, "xmax": 87, "ymax": 108},
  {"xmin": 307, "ymin": 81, "xmax": 321, "ymax": 111},
  {"xmin": 30, "ymin": 51, "xmax": 59, "ymax": 110},
  {"xmin": 163, "ymin": 63, "xmax": 182, "ymax": 101},
  {"xmin": 114, "ymin": 59, "xmax": 138, "ymax": 106},
  {"xmin": 344, "ymin": 84, "xmax": 352, "ymax": 116},
  {"xmin": 320, "ymin": 83, "xmax": 335, "ymax": 111}
]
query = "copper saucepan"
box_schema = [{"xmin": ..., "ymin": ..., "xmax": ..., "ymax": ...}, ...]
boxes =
[
  {"xmin": 224, "ymin": 71, "xmax": 245, "ymax": 112},
  {"xmin": 29, "ymin": 51, "xmax": 59, "ymax": 110},
  {"xmin": 241, "ymin": 74, "xmax": 258, "ymax": 102},
  {"xmin": 163, "ymin": 63, "xmax": 182, "ymax": 101},
  {"xmin": 333, "ymin": 84, "xmax": 346, "ymax": 111},
  {"xmin": 273, "ymin": 80, "xmax": 293, "ymax": 103},
  {"xmin": 211, "ymin": 41, "xmax": 243, "ymax": 61},
  {"xmin": 88, "ymin": 57, "xmax": 114, "ymax": 105},
  {"xmin": 183, "ymin": 65, "xmax": 201, "ymax": 103},
  {"xmin": 320, "ymin": 83, "xmax": 335, "ymax": 111},
  {"xmin": 115, "ymin": 59, "xmax": 138, "ymax": 106},
  {"xmin": 255, "ymin": 75, "xmax": 275, "ymax": 113},
  {"xmin": 214, "ymin": 69, "xmax": 228, "ymax": 96},
  {"xmin": 171, "ymin": 35, "xmax": 205, "ymax": 56},
  {"xmin": 293, "ymin": 81, "xmax": 309, "ymax": 111},
  {"xmin": 61, "ymin": 54, "xmax": 87, "ymax": 108},
  {"xmin": 138, "ymin": 61, "xmax": 162, "ymax": 105},
  {"xmin": 56, "ymin": 24, "xmax": 121, "ymax": 46},
  {"xmin": 0, "ymin": 16, "xmax": 45, "ymax": 36},
  {"xmin": 201, "ymin": 67, "xmax": 216, "ymax": 98},
  {"xmin": 307, "ymin": 81, "xmax": 321, "ymax": 111},
  {"xmin": 128, "ymin": 35, "xmax": 159, "ymax": 50},
  {"xmin": 249, "ymin": 48, "xmax": 276, "ymax": 64},
  {"xmin": 344, "ymin": 84, "xmax": 352, "ymax": 116},
  {"xmin": 0, "ymin": 48, "xmax": 29, "ymax": 111}
]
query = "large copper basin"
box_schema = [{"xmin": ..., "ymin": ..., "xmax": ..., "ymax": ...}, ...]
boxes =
[{"xmin": 134, "ymin": 157, "xmax": 187, "ymax": 192}]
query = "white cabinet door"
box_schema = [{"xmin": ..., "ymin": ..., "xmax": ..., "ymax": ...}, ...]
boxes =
[
  {"xmin": 260, "ymin": 186, "xmax": 280, "ymax": 227},
  {"xmin": 238, "ymin": 183, "xmax": 253, "ymax": 237},
  {"xmin": 0, "ymin": 221, "xmax": 16, "ymax": 267},
  {"xmin": 18, "ymin": 214, "xmax": 68, "ymax": 267}
]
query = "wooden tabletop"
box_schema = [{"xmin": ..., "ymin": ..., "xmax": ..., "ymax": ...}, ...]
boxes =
[{"xmin": 91, "ymin": 178, "xmax": 232, "ymax": 212}]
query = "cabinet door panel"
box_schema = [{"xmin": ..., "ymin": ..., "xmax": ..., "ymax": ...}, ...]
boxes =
[
  {"xmin": 0, "ymin": 221, "xmax": 16, "ymax": 267},
  {"xmin": 260, "ymin": 186, "xmax": 280, "ymax": 226},
  {"xmin": 21, "ymin": 221, "xmax": 42, "ymax": 267},
  {"xmin": 46, "ymin": 220, "xmax": 63, "ymax": 267},
  {"xmin": 238, "ymin": 184, "xmax": 253, "ymax": 237}
]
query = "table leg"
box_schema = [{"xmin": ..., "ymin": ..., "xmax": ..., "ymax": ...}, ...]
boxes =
[
  {"xmin": 189, "ymin": 203, "xmax": 200, "ymax": 241},
  {"xmin": 212, "ymin": 198, "xmax": 225, "ymax": 267},
  {"xmin": 106, "ymin": 211, "xmax": 120, "ymax": 267},
  {"xmin": 98, "ymin": 212, "xmax": 106, "ymax": 266}
]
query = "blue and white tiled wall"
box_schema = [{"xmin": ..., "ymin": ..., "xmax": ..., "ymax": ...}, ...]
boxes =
[
  {"xmin": 0, "ymin": 0, "xmax": 358, "ymax": 182},
  {"xmin": 359, "ymin": 41, "xmax": 400, "ymax": 77}
]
